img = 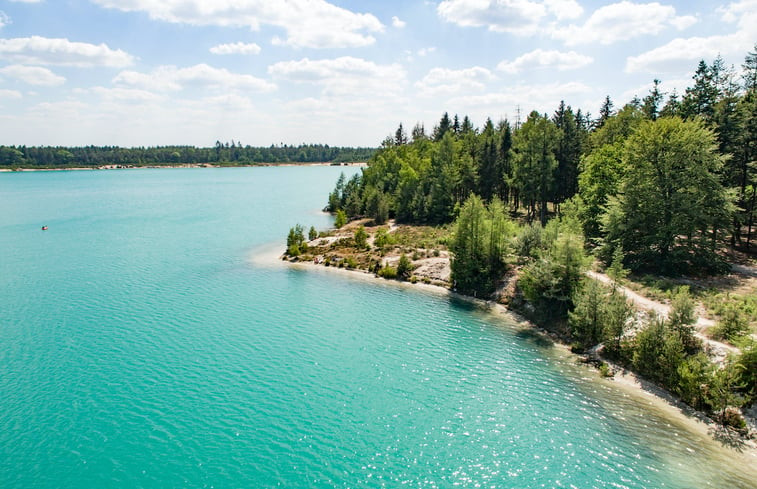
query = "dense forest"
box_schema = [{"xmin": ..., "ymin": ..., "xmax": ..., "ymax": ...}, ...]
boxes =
[
  {"xmin": 328, "ymin": 48, "xmax": 757, "ymax": 268},
  {"xmin": 0, "ymin": 142, "xmax": 375, "ymax": 168},
  {"xmin": 323, "ymin": 48, "xmax": 757, "ymax": 429}
]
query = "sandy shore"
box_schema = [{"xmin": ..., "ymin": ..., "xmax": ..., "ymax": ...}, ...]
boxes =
[{"xmin": 249, "ymin": 242, "xmax": 757, "ymax": 459}]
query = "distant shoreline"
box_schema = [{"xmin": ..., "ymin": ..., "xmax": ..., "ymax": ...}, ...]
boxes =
[{"xmin": 0, "ymin": 162, "xmax": 368, "ymax": 172}]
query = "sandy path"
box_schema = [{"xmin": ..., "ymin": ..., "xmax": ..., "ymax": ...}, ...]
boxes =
[{"xmin": 586, "ymin": 271, "xmax": 739, "ymax": 358}]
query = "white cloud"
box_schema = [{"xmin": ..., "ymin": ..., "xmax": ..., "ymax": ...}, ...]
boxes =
[
  {"xmin": 113, "ymin": 64, "xmax": 276, "ymax": 92},
  {"xmin": 497, "ymin": 49, "xmax": 592, "ymax": 74},
  {"xmin": 90, "ymin": 0, "xmax": 384, "ymax": 49},
  {"xmin": 625, "ymin": 0, "xmax": 757, "ymax": 73},
  {"xmin": 544, "ymin": 0, "xmax": 583, "ymax": 20},
  {"xmin": 415, "ymin": 66, "xmax": 495, "ymax": 95},
  {"xmin": 447, "ymin": 81, "xmax": 592, "ymax": 114},
  {"xmin": 392, "ymin": 16, "xmax": 406, "ymax": 28},
  {"xmin": 0, "ymin": 11, "xmax": 11, "ymax": 29},
  {"xmin": 437, "ymin": 0, "xmax": 547, "ymax": 35},
  {"xmin": 0, "ymin": 88, "xmax": 22, "ymax": 98},
  {"xmin": 209, "ymin": 42, "xmax": 261, "ymax": 55},
  {"xmin": 0, "ymin": 64, "xmax": 65, "ymax": 86},
  {"xmin": 552, "ymin": 2, "xmax": 697, "ymax": 46},
  {"xmin": 76, "ymin": 86, "xmax": 164, "ymax": 102},
  {"xmin": 418, "ymin": 47, "xmax": 436, "ymax": 56},
  {"xmin": 0, "ymin": 36, "xmax": 134, "ymax": 67},
  {"xmin": 268, "ymin": 56, "xmax": 406, "ymax": 98}
]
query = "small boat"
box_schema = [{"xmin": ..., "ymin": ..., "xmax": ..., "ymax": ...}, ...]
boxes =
[{"xmin": 41, "ymin": 226, "xmax": 48, "ymax": 231}]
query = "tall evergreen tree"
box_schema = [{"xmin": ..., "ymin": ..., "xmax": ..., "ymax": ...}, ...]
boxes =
[
  {"xmin": 552, "ymin": 101, "xmax": 581, "ymax": 209},
  {"xmin": 642, "ymin": 79, "xmax": 664, "ymax": 120},
  {"xmin": 597, "ymin": 95, "xmax": 614, "ymax": 128},
  {"xmin": 433, "ymin": 112, "xmax": 452, "ymax": 141},
  {"xmin": 513, "ymin": 111, "xmax": 559, "ymax": 225}
]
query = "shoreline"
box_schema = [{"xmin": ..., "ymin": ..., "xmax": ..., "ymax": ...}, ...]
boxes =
[
  {"xmin": 0, "ymin": 162, "xmax": 367, "ymax": 172},
  {"xmin": 251, "ymin": 241, "xmax": 757, "ymax": 458}
]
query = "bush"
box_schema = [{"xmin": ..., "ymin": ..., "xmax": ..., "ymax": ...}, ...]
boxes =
[
  {"xmin": 397, "ymin": 253, "xmax": 412, "ymax": 279},
  {"xmin": 354, "ymin": 225, "xmax": 368, "ymax": 249},
  {"xmin": 378, "ymin": 266, "xmax": 398, "ymax": 279},
  {"xmin": 308, "ymin": 226, "xmax": 317, "ymax": 241},
  {"xmin": 712, "ymin": 304, "xmax": 750, "ymax": 342},
  {"xmin": 514, "ymin": 222, "xmax": 544, "ymax": 259},
  {"xmin": 334, "ymin": 209, "xmax": 347, "ymax": 228}
]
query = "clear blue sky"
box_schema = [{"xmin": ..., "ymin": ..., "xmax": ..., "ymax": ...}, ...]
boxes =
[{"xmin": 0, "ymin": 0, "xmax": 754, "ymax": 147}]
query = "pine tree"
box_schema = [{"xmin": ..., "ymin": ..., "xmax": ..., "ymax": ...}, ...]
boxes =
[
  {"xmin": 642, "ymin": 79, "xmax": 663, "ymax": 120},
  {"xmin": 597, "ymin": 96, "xmax": 614, "ymax": 128}
]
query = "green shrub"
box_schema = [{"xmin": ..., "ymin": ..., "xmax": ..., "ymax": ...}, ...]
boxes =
[
  {"xmin": 712, "ymin": 304, "xmax": 750, "ymax": 342},
  {"xmin": 397, "ymin": 253, "xmax": 412, "ymax": 279},
  {"xmin": 378, "ymin": 266, "xmax": 398, "ymax": 279},
  {"xmin": 354, "ymin": 225, "xmax": 368, "ymax": 249}
]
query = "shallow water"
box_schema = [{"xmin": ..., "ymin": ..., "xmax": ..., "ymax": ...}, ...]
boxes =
[{"xmin": 1, "ymin": 167, "xmax": 755, "ymax": 488}]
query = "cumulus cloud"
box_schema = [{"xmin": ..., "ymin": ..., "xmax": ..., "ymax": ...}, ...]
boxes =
[
  {"xmin": 436, "ymin": 0, "xmax": 583, "ymax": 35},
  {"xmin": 75, "ymin": 86, "xmax": 163, "ymax": 102},
  {"xmin": 415, "ymin": 66, "xmax": 495, "ymax": 95},
  {"xmin": 625, "ymin": 0, "xmax": 757, "ymax": 73},
  {"xmin": 90, "ymin": 0, "xmax": 384, "ymax": 49},
  {"xmin": 209, "ymin": 42, "xmax": 261, "ymax": 55},
  {"xmin": 437, "ymin": 0, "xmax": 547, "ymax": 35},
  {"xmin": 0, "ymin": 11, "xmax": 10, "ymax": 29},
  {"xmin": 447, "ymin": 81, "xmax": 592, "ymax": 112},
  {"xmin": 113, "ymin": 64, "xmax": 276, "ymax": 93},
  {"xmin": 268, "ymin": 56, "xmax": 406, "ymax": 98},
  {"xmin": 552, "ymin": 1, "xmax": 697, "ymax": 46},
  {"xmin": 543, "ymin": 0, "xmax": 584, "ymax": 20},
  {"xmin": 497, "ymin": 49, "xmax": 592, "ymax": 74},
  {"xmin": 0, "ymin": 64, "xmax": 65, "ymax": 85},
  {"xmin": 0, "ymin": 88, "xmax": 22, "ymax": 98},
  {"xmin": 392, "ymin": 16, "xmax": 406, "ymax": 28},
  {"xmin": 0, "ymin": 36, "xmax": 134, "ymax": 67}
]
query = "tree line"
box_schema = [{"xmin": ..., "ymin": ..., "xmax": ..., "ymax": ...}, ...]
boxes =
[
  {"xmin": 328, "ymin": 47, "xmax": 757, "ymax": 274},
  {"xmin": 0, "ymin": 142, "xmax": 376, "ymax": 168}
]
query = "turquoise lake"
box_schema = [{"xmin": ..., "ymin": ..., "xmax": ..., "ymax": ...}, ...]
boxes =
[{"xmin": 1, "ymin": 167, "xmax": 755, "ymax": 488}]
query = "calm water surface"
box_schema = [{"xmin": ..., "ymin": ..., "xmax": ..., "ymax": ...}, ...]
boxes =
[{"xmin": 1, "ymin": 167, "xmax": 755, "ymax": 488}]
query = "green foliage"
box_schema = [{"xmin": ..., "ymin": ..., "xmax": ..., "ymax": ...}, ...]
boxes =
[
  {"xmin": 569, "ymin": 279, "xmax": 605, "ymax": 348},
  {"xmin": 513, "ymin": 111, "xmax": 559, "ymax": 225},
  {"xmin": 606, "ymin": 245, "xmax": 629, "ymax": 284},
  {"xmin": 377, "ymin": 265, "xmax": 398, "ymax": 279},
  {"xmin": 286, "ymin": 224, "xmax": 306, "ymax": 256},
  {"xmin": 373, "ymin": 228, "xmax": 393, "ymax": 249},
  {"xmin": 353, "ymin": 225, "xmax": 368, "ymax": 249},
  {"xmin": 0, "ymin": 144, "xmax": 375, "ymax": 168},
  {"xmin": 578, "ymin": 143, "xmax": 624, "ymax": 239},
  {"xmin": 668, "ymin": 286, "xmax": 700, "ymax": 353},
  {"xmin": 705, "ymin": 360, "xmax": 745, "ymax": 423},
  {"xmin": 334, "ymin": 209, "xmax": 347, "ymax": 229},
  {"xmin": 632, "ymin": 315, "xmax": 685, "ymax": 387},
  {"xmin": 735, "ymin": 340, "xmax": 757, "ymax": 401},
  {"xmin": 605, "ymin": 117, "xmax": 733, "ymax": 274},
  {"xmin": 602, "ymin": 290, "xmax": 633, "ymax": 359},
  {"xmin": 397, "ymin": 253, "xmax": 412, "ymax": 279},
  {"xmin": 308, "ymin": 226, "xmax": 317, "ymax": 241},
  {"xmin": 674, "ymin": 353, "xmax": 712, "ymax": 410},
  {"xmin": 514, "ymin": 222, "xmax": 543, "ymax": 259},
  {"xmin": 450, "ymin": 195, "xmax": 516, "ymax": 295},
  {"xmin": 712, "ymin": 303, "xmax": 750, "ymax": 342},
  {"xmin": 520, "ymin": 228, "xmax": 588, "ymax": 319}
]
